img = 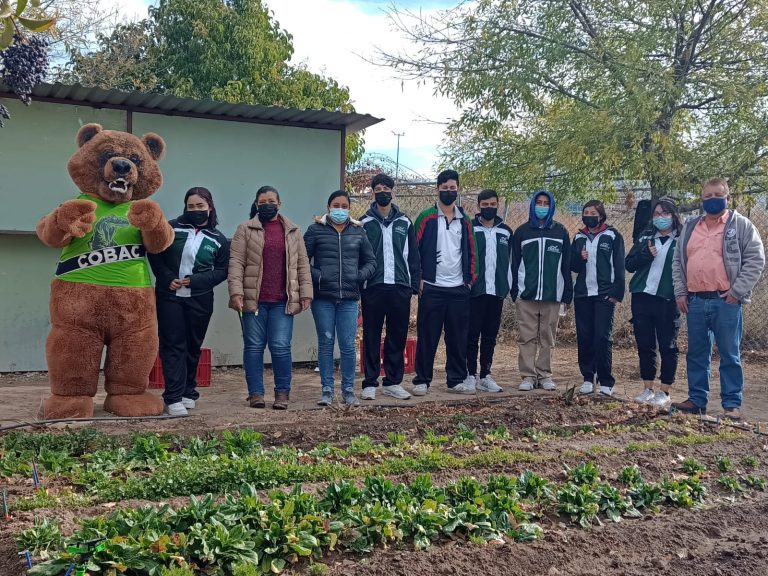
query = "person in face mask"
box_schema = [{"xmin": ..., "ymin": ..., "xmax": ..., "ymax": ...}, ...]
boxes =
[
  {"xmin": 671, "ymin": 177, "xmax": 765, "ymax": 420},
  {"xmin": 148, "ymin": 187, "xmax": 229, "ymax": 416},
  {"xmin": 412, "ymin": 169, "xmax": 479, "ymax": 396},
  {"xmin": 511, "ymin": 190, "xmax": 573, "ymax": 392},
  {"xmin": 570, "ymin": 200, "xmax": 625, "ymax": 398},
  {"xmin": 465, "ymin": 189, "xmax": 513, "ymax": 394},
  {"xmin": 625, "ymin": 198, "xmax": 681, "ymax": 408},
  {"xmin": 359, "ymin": 174, "xmax": 421, "ymax": 401},
  {"xmin": 303, "ymin": 190, "xmax": 376, "ymax": 407},
  {"xmin": 227, "ymin": 185, "xmax": 313, "ymax": 411}
]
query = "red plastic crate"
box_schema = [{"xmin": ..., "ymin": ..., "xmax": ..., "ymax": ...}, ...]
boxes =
[
  {"xmin": 358, "ymin": 338, "xmax": 416, "ymax": 375},
  {"xmin": 149, "ymin": 348, "xmax": 212, "ymax": 389}
]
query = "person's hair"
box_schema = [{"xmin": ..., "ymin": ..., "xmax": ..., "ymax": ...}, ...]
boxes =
[
  {"xmin": 371, "ymin": 173, "xmax": 395, "ymax": 190},
  {"xmin": 184, "ymin": 186, "xmax": 218, "ymax": 227},
  {"xmin": 327, "ymin": 189, "xmax": 351, "ymax": 207},
  {"xmin": 702, "ymin": 176, "xmax": 729, "ymax": 195},
  {"xmin": 250, "ymin": 185, "xmax": 280, "ymax": 218},
  {"xmin": 649, "ymin": 197, "xmax": 682, "ymax": 233},
  {"xmin": 477, "ymin": 189, "xmax": 498, "ymax": 203},
  {"xmin": 582, "ymin": 199, "xmax": 606, "ymax": 223},
  {"xmin": 437, "ymin": 169, "xmax": 460, "ymax": 187}
]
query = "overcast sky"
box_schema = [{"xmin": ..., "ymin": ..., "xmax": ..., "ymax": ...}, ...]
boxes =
[{"xmin": 101, "ymin": 0, "xmax": 460, "ymax": 178}]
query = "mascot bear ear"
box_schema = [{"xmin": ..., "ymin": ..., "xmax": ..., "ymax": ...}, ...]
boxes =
[
  {"xmin": 76, "ymin": 124, "xmax": 103, "ymax": 147},
  {"xmin": 142, "ymin": 133, "xmax": 166, "ymax": 161}
]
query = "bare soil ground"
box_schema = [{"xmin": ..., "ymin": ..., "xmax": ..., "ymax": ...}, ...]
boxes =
[{"xmin": 1, "ymin": 343, "xmax": 768, "ymax": 576}]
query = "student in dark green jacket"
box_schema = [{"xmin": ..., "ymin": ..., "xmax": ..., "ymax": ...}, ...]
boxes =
[
  {"xmin": 148, "ymin": 187, "xmax": 229, "ymax": 416},
  {"xmin": 512, "ymin": 190, "xmax": 572, "ymax": 392},
  {"xmin": 625, "ymin": 197, "xmax": 681, "ymax": 408},
  {"xmin": 360, "ymin": 173, "xmax": 420, "ymax": 401},
  {"xmin": 570, "ymin": 200, "xmax": 625, "ymax": 397},
  {"xmin": 466, "ymin": 189, "xmax": 513, "ymax": 393}
]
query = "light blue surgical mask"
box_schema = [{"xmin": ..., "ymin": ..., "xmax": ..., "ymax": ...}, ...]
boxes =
[
  {"xmin": 534, "ymin": 206, "xmax": 549, "ymax": 220},
  {"xmin": 653, "ymin": 216, "xmax": 672, "ymax": 231},
  {"xmin": 329, "ymin": 208, "xmax": 349, "ymax": 224}
]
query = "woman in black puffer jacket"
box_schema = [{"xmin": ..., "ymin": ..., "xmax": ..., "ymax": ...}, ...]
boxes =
[{"xmin": 304, "ymin": 190, "xmax": 376, "ymax": 407}]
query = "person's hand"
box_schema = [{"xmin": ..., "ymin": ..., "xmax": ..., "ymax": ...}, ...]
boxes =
[
  {"xmin": 606, "ymin": 296, "xmax": 619, "ymax": 304},
  {"xmin": 180, "ymin": 277, "xmax": 191, "ymax": 287},
  {"xmin": 581, "ymin": 249, "xmax": 588, "ymax": 261},
  {"xmin": 565, "ymin": 303, "xmax": 571, "ymax": 310},
  {"xmin": 169, "ymin": 279, "xmax": 183, "ymax": 290},
  {"xmin": 229, "ymin": 294, "xmax": 244, "ymax": 311},
  {"xmin": 676, "ymin": 296, "xmax": 688, "ymax": 314},
  {"xmin": 724, "ymin": 291, "xmax": 739, "ymax": 305},
  {"xmin": 301, "ymin": 298, "xmax": 311, "ymax": 311},
  {"xmin": 648, "ymin": 241, "xmax": 657, "ymax": 257}
]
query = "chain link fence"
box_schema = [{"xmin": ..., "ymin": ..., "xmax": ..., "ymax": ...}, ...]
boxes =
[{"xmin": 350, "ymin": 192, "xmax": 768, "ymax": 351}]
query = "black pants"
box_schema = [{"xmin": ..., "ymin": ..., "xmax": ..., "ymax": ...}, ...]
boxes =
[
  {"xmin": 361, "ymin": 285, "xmax": 412, "ymax": 387},
  {"xmin": 631, "ymin": 292, "xmax": 680, "ymax": 385},
  {"xmin": 466, "ymin": 294, "xmax": 504, "ymax": 378},
  {"xmin": 156, "ymin": 290, "xmax": 214, "ymax": 404},
  {"xmin": 574, "ymin": 296, "xmax": 616, "ymax": 388},
  {"xmin": 413, "ymin": 283, "xmax": 470, "ymax": 387}
]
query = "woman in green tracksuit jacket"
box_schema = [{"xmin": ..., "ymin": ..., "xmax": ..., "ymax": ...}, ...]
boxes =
[
  {"xmin": 148, "ymin": 187, "xmax": 229, "ymax": 416},
  {"xmin": 570, "ymin": 200, "xmax": 625, "ymax": 398}
]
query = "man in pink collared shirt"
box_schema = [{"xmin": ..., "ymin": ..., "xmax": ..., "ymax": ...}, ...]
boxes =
[{"xmin": 671, "ymin": 177, "xmax": 765, "ymax": 420}]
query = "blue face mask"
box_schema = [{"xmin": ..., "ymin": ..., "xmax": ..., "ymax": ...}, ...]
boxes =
[
  {"xmin": 653, "ymin": 216, "xmax": 672, "ymax": 231},
  {"xmin": 329, "ymin": 208, "xmax": 349, "ymax": 224},
  {"xmin": 534, "ymin": 206, "xmax": 549, "ymax": 220},
  {"xmin": 702, "ymin": 197, "xmax": 727, "ymax": 215}
]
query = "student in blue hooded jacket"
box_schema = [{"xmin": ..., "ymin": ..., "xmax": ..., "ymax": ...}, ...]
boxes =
[{"xmin": 511, "ymin": 190, "xmax": 573, "ymax": 392}]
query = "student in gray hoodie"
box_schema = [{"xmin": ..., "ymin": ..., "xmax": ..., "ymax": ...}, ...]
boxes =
[{"xmin": 671, "ymin": 177, "xmax": 765, "ymax": 420}]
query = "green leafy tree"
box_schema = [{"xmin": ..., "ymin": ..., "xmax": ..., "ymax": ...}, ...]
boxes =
[
  {"xmin": 381, "ymin": 0, "xmax": 768, "ymax": 200},
  {"xmin": 59, "ymin": 0, "xmax": 363, "ymax": 164}
]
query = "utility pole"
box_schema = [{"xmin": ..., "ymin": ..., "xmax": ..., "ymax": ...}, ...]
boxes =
[{"xmin": 392, "ymin": 131, "xmax": 405, "ymax": 182}]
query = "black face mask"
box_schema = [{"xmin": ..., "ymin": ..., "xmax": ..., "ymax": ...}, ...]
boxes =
[
  {"xmin": 375, "ymin": 191, "xmax": 392, "ymax": 207},
  {"xmin": 257, "ymin": 203, "xmax": 279, "ymax": 222},
  {"xmin": 582, "ymin": 215, "xmax": 600, "ymax": 229},
  {"xmin": 184, "ymin": 209, "xmax": 208, "ymax": 227},
  {"xmin": 439, "ymin": 190, "xmax": 457, "ymax": 206},
  {"xmin": 480, "ymin": 207, "xmax": 497, "ymax": 221}
]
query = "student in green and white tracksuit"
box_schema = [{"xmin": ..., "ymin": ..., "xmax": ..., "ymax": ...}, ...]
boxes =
[
  {"xmin": 570, "ymin": 200, "xmax": 625, "ymax": 397},
  {"xmin": 625, "ymin": 197, "xmax": 682, "ymax": 408},
  {"xmin": 511, "ymin": 190, "xmax": 573, "ymax": 391},
  {"xmin": 148, "ymin": 187, "xmax": 229, "ymax": 415},
  {"xmin": 466, "ymin": 189, "xmax": 512, "ymax": 393}
]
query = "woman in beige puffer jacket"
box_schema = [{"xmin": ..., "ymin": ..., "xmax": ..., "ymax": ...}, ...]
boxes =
[{"xmin": 228, "ymin": 186, "xmax": 313, "ymax": 410}]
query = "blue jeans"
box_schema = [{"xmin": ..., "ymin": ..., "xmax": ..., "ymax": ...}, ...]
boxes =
[
  {"xmin": 243, "ymin": 302, "xmax": 293, "ymax": 396},
  {"xmin": 686, "ymin": 296, "xmax": 743, "ymax": 409},
  {"xmin": 311, "ymin": 298, "xmax": 358, "ymax": 393}
]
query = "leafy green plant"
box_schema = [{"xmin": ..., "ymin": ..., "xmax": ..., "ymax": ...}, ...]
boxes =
[
  {"xmin": 717, "ymin": 475, "xmax": 744, "ymax": 494},
  {"xmin": 565, "ymin": 461, "xmax": 601, "ymax": 486},
  {"xmin": 485, "ymin": 425, "xmax": 511, "ymax": 442},
  {"xmin": 617, "ymin": 465, "xmax": 642, "ymax": 487},
  {"xmin": 221, "ymin": 429, "xmax": 263, "ymax": 456},
  {"xmin": 348, "ymin": 435, "xmax": 376, "ymax": 455},
  {"xmin": 743, "ymin": 475, "xmax": 766, "ymax": 490},
  {"xmin": 629, "ymin": 482, "xmax": 663, "ymax": 513},
  {"xmin": 595, "ymin": 483, "xmax": 639, "ymax": 522},
  {"xmin": 309, "ymin": 564, "xmax": 329, "ymax": 576},
  {"xmin": 386, "ymin": 431, "xmax": 407, "ymax": 447},
  {"xmin": 557, "ymin": 482, "xmax": 600, "ymax": 528},
  {"xmin": 741, "ymin": 456, "xmax": 759, "ymax": 468},
  {"xmin": 660, "ymin": 477, "xmax": 706, "ymax": 507},
  {"xmin": 161, "ymin": 567, "xmax": 196, "ymax": 576},
  {"xmin": 716, "ymin": 457, "xmax": 733, "ymax": 473},
  {"xmin": 681, "ymin": 457, "xmax": 706, "ymax": 476},
  {"xmin": 516, "ymin": 470, "xmax": 554, "ymax": 502},
  {"xmin": 15, "ymin": 517, "xmax": 63, "ymax": 558},
  {"xmin": 452, "ymin": 423, "xmax": 477, "ymax": 445},
  {"xmin": 422, "ymin": 429, "xmax": 449, "ymax": 446}
]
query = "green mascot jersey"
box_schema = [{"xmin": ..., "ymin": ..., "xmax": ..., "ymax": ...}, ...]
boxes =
[{"xmin": 55, "ymin": 194, "xmax": 151, "ymax": 287}]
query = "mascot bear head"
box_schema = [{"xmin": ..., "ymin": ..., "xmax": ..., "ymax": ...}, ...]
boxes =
[{"xmin": 67, "ymin": 123, "xmax": 166, "ymax": 204}]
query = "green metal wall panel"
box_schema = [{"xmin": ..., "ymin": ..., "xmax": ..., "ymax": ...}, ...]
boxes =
[{"xmin": 0, "ymin": 98, "xmax": 127, "ymax": 232}]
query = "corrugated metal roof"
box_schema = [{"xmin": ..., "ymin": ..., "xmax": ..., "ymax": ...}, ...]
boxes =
[{"xmin": 0, "ymin": 82, "xmax": 383, "ymax": 133}]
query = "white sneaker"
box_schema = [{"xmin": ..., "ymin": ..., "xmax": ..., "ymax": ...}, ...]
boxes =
[
  {"xmin": 649, "ymin": 391, "xmax": 671, "ymax": 408},
  {"xmin": 164, "ymin": 402, "xmax": 188, "ymax": 416},
  {"xmin": 599, "ymin": 386, "xmax": 613, "ymax": 397},
  {"xmin": 447, "ymin": 376, "xmax": 477, "ymax": 394},
  {"xmin": 540, "ymin": 377, "xmax": 556, "ymax": 391},
  {"xmin": 412, "ymin": 384, "xmax": 428, "ymax": 396},
  {"xmin": 181, "ymin": 398, "xmax": 196, "ymax": 410},
  {"xmin": 477, "ymin": 375, "xmax": 503, "ymax": 393},
  {"xmin": 361, "ymin": 387, "xmax": 376, "ymax": 400},
  {"xmin": 634, "ymin": 388, "xmax": 655, "ymax": 403},
  {"xmin": 382, "ymin": 384, "xmax": 411, "ymax": 400},
  {"xmin": 579, "ymin": 381, "xmax": 594, "ymax": 395},
  {"xmin": 518, "ymin": 377, "xmax": 535, "ymax": 391}
]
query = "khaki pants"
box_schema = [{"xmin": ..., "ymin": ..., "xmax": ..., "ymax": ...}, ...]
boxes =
[{"xmin": 516, "ymin": 299, "xmax": 561, "ymax": 379}]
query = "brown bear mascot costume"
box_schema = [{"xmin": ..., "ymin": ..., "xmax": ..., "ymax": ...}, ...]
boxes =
[{"xmin": 36, "ymin": 124, "xmax": 175, "ymax": 419}]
